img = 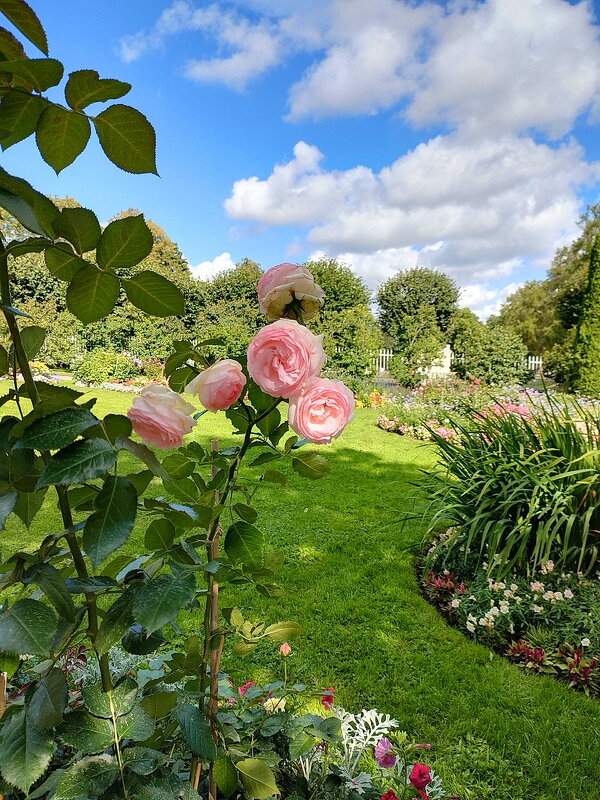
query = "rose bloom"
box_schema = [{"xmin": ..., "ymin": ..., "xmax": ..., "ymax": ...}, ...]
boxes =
[
  {"xmin": 247, "ymin": 319, "xmax": 325, "ymax": 398},
  {"xmin": 238, "ymin": 681, "xmax": 256, "ymax": 697},
  {"xmin": 279, "ymin": 642, "xmax": 292, "ymax": 657},
  {"xmin": 186, "ymin": 359, "xmax": 246, "ymax": 412},
  {"xmin": 289, "ymin": 378, "xmax": 355, "ymax": 444},
  {"xmin": 381, "ymin": 792, "xmax": 398, "ymax": 800},
  {"xmin": 258, "ymin": 262, "xmax": 324, "ymax": 322},
  {"xmin": 321, "ymin": 687, "xmax": 335, "ymax": 709},
  {"xmin": 374, "ymin": 738, "xmax": 397, "ymax": 768},
  {"xmin": 409, "ymin": 763, "xmax": 432, "ymax": 798},
  {"xmin": 128, "ymin": 384, "xmax": 196, "ymax": 449}
]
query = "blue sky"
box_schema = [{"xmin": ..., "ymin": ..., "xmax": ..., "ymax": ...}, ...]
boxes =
[{"xmin": 4, "ymin": 0, "xmax": 600, "ymax": 316}]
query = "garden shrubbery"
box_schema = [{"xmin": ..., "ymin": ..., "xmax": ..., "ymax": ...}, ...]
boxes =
[{"xmin": 73, "ymin": 349, "xmax": 141, "ymax": 384}]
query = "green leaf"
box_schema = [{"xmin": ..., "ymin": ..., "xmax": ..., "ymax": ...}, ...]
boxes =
[
  {"xmin": 93, "ymin": 103, "xmax": 157, "ymax": 175},
  {"xmin": 122, "ymin": 746, "xmax": 166, "ymax": 775},
  {"xmin": 126, "ymin": 468, "xmax": 153, "ymax": 496},
  {"xmin": 0, "ymin": 488, "xmax": 17, "ymax": 527},
  {"xmin": 139, "ymin": 691, "xmax": 177, "ymax": 720},
  {"xmin": 37, "ymin": 437, "xmax": 116, "ymax": 488},
  {"xmin": 236, "ymin": 758, "xmax": 279, "ymax": 800},
  {"xmin": 53, "ymin": 754, "xmax": 118, "ymax": 800},
  {"xmin": 123, "ymin": 271, "xmax": 184, "ymax": 317},
  {"xmin": 65, "ymin": 69, "xmax": 131, "ymax": 110},
  {"xmin": 116, "ymin": 436, "xmax": 169, "ymax": 480},
  {"xmin": 0, "ymin": 598, "xmax": 57, "ymax": 655},
  {"xmin": 133, "ymin": 574, "xmax": 195, "ymax": 634},
  {"xmin": 30, "ymin": 562, "xmax": 76, "ymax": 621},
  {"xmin": 0, "ymin": 26, "xmax": 26, "ymax": 60},
  {"xmin": 0, "ymin": 0, "xmax": 48, "ymax": 54},
  {"xmin": 0, "ymin": 89, "xmax": 46, "ymax": 148},
  {"xmin": 256, "ymin": 407, "xmax": 281, "ymax": 437},
  {"xmin": 51, "ymin": 206, "xmax": 101, "ymax": 253},
  {"xmin": 162, "ymin": 452, "xmax": 194, "ymax": 479},
  {"xmin": 0, "ymin": 167, "xmax": 58, "ymax": 236},
  {"xmin": 250, "ymin": 452, "xmax": 281, "ymax": 468},
  {"xmin": 19, "ymin": 324, "xmax": 45, "ymax": 360},
  {"xmin": 225, "ymin": 521, "xmax": 264, "ymax": 568},
  {"xmin": 44, "ymin": 243, "xmax": 87, "ymax": 281},
  {"xmin": 262, "ymin": 469, "xmax": 287, "ymax": 485},
  {"xmin": 58, "ymin": 708, "xmax": 113, "ymax": 754},
  {"xmin": 82, "ymin": 676, "xmax": 137, "ymax": 719},
  {"xmin": 83, "ymin": 476, "xmax": 137, "ymax": 569},
  {"xmin": 0, "ymin": 710, "xmax": 53, "ymax": 793},
  {"xmin": 66, "ymin": 265, "xmax": 120, "ymax": 324},
  {"xmin": 233, "ymin": 503, "xmax": 258, "ymax": 523},
  {"xmin": 213, "ymin": 756, "xmax": 238, "ymax": 798},
  {"xmin": 122, "ymin": 625, "xmax": 164, "ymax": 655},
  {"xmin": 0, "ymin": 343, "xmax": 7, "ymax": 375},
  {"xmin": 173, "ymin": 704, "xmax": 216, "ymax": 760},
  {"xmin": 263, "ymin": 621, "xmax": 303, "ymax": 642},
  {"xmin": 168, "ymin": 365, "xmax": 195, "ymax": 393},
  {"xmin": 84, "ymin": 413, "xmax": 132, "ymax": 444},
  {"xmin": 16, "ymin": 406, "xmax": 97, "ymax": 451},
  {"xmin": 0, "ymin": 58, "xmax": 62, "ymax": 91},
  {"xmin": 144, "ymin": 518, "xmax": 175, "ymax": 551},
  {"xmin": 115, "ymin": 705, "xmax": 155, "ymax": 741},
  {"xmin": 27, "ymin": 668, "xmax": 67, "ymax": 729},
  {"xmin": 94, "ymin": 588, "xmax": 138, "ymax": 656},
  {"xmin": 292, "ymin": 452, "xmax": 331, "ymax": 480},
  {"xmin": 14, "ymin": 486, "xmax": 46, "ymax": 527},
  {"xmin": 5, "ymin": 235, "xmax": 47, "ymax": 257},
  {"xmin": 36, "ymin": 104, "xmax": 90, "ymax": 173},
  {"xmin": 65, "ymin": 576, "xmax": 118, "ymax": 593},
  {"xmin": 96, "ymin": 213, "xmax": 152, "ymax": 269}
]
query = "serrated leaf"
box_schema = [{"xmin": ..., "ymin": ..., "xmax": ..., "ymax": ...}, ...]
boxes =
[
  {"xmin": 233, "ymin": 503, "xmax": 258, "ymax": 523},
  {"xmin": 144, "ymin": 518, "xmax": 175, "ymax": 551},
  {"xmin": 65, "ymin": 69, "xmax": 130, "ymax": 110},
  {"xmin": 0, "ymin": 26, "xmax": 26, "ymax": 60},
  {"xmin": 30, "ymin": 562, "xmax": 76, "ymax": 621},
  {"xmin": 16, "ymin": 406, "xmax": 97, "ymax": 451},
  {"xmin": 173, "ymin": 704, "xmax": 216, "ymax": 760},
  {"xmin": 5, "ymin": 235, "xmax": 47, "ymax": 257},
  {"xmin": 96, "ymin": 215, "xmax": 153, "ymax": 271},
  {"xmin": 225, "ymin": 521, "xmax": 264, "ymax": 568},
  {"xmin": 82, "ymin": 676, "xmax": 137, "ymax": 719},
  {"xmin": 122, "ymin": 746, "xmax": 166, "ymax": 775},
  {"xmin": 36, "ymin": 104, "xmax": 90, "ymax": 173},
  {"xmin": 93, "ymin": 103, "xmax": 157, "ymax": 175},
  {"xmin": 0, "ymin": 710, "xmax": 53, "ymax": 793},
  {"xmin": 292, "ymin": 452, "xmax": 330, "ymax": 480},
  {"xmin": 264, "ymin": 621, "xmax": 302, "ymax": 642},
  {"xmin": 262, "ymin": 469, "xmax": 287, "ymax": 485},
  {"xmin": 162, "ymin": 452, "xmax": 194, "ymax": 479},
  {"xmin": 58, "ymin": 708, "xmax": 113, "ymax": 754},
  {"xmin": 0, "ymin": 488, "xmax": 17, "ymax": 527},
  {"xmin": 139, "ymin": 691, "xmax": 177, "ymax": 720},
  {"xmin": 0, "ymin": 58, "xmax": 62, "ymax": 91},
  {"xmin": 53, "ymin": 754, "xmax": 118, "ymax": 800},
  {"xmin": 19, "ymin": 324, "xmax": 44, "ymax": 360},
  {"xmin": 236, "ymin": 758, "xmax": 279, "ymax": 800},
  {"xmin": 37, "ymin": 437, "xmax": 116, "ymax": 488},
  {"xmin": 132, "ymin": 574, "xmax": 195, "ymax": 634},
  {"xmin": 0, "ymin": 343, "xmax": 7, "ymax": 375},
  {"xmin": 44, "ymin": 243, "xmax": 87, "ymax": 281},
  {"xmin": 116, "ymin": 436, "xmax": 169, "ymax": 479},
  {"xmin": 0, "ymin": 167, "xmax": 58, "ymax": 236},
  {"xmin": 65, "ymin": 576, "xmax": 118, "ymax": 593},
  {"xmin": 0, "ymin": 89, "xmax": 46, "ymax": 148},
  {"xmin": 84, "ymin": 413, "xmax": 132, "ymax": 444},
  {"xmin": 122, "ymin": 624, "xmax": 164, "ymax": 655},
  {"xmin": 27, "ymin": 668, "xmax": 67, "ymax": 729},
  {"xmin": 0, "ymin": 0, "xmax": 48, "ymax": 54},
  {"xmin": 0, "ymin": 598, "xmax": 57, "ymax": 655},
  {"xmin": 14, "ymin": 486, "xmax": 46, "ymax": 527},
  {"xmin": 123, "ymin": 271, "xmax": 184, "ymax": 317},
  {"xmin": 83, "ymin": 476, "xmax": 137, "ymax": 569},
  {"xmin": 95, "ymin": 587, "xmax": 138, "ymax": 656},
  {"xmin": 66, "ymin": 265, "xmax": 119, "ymax": 324},
  {"xmin": 51, "ymin": 206, "xmax": 101, "ymax": 253},
  {"xmin": 214, "ymin": 756, "xmax": 238, "ymax": 798},
  {"xmin": 116, "ymin": 705, "xmax": 155, "ymax": 741}
]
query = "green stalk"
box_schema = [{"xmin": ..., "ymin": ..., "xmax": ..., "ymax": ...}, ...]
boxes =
[{"xmin": 0, "ymin": 238, "xmax": 113, "ymax": 692}]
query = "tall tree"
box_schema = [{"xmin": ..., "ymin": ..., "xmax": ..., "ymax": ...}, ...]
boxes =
[
  {"xmin": 572, "ymin": 236, "xmax": 600, "ymax": 397},
  {"xmin": 497, "ymin": 280, "xmax": 563, "ymax": 356},
  {"xmin": 304, "ymin": 257, "xmax": 371, "ymax": 311}
]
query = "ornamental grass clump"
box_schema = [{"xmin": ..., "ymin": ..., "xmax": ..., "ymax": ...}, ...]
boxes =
[{"xmin": 425, "ymin": 394, "xmax": 600, "ymax": 577}]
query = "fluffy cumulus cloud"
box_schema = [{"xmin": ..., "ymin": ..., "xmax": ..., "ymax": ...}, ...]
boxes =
[{"xmin": 190, "ymin": 251, "xmax": 236, "ymax": 280}]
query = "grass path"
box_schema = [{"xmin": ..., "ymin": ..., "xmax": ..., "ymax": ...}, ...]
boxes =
[{"xmin": 2, "ymin": 386, "xmax": 600, "ymax": 799}]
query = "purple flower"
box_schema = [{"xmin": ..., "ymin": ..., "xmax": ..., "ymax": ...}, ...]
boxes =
[{"xmin": 374, "ymin": 737, "xmax": 397, "ymax": 768}]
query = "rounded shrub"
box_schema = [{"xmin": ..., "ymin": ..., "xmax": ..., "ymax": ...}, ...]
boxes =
[{"xmin": 74, "ymin": 349, "xmax": 140, "ymax": 384}]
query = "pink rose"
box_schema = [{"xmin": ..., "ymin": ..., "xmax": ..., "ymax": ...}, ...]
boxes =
[
  {"xmin": 238, "ymin": 681, "xmax": 256, "ymax": 697},
  {"xmin": 289, "ymin": 378, "xmax": 355, "ymax": 444},
  {"xmin": 186, "ymin": 359, "xmax": 246, "ymax": 412},
  {"xmin": 247, "ymin": 319, "xmax": 325, "ymax": 398},
  {"xmin": 279, "ymin": 642, "xmax": 292, "ymax": 657},
  {"xmin": 128, "ymin": 384, "xmax": 196, "ymax": 450},
  {"xmin": 258, "ymin": 262, "xmax": 324, "ymax": 322}
]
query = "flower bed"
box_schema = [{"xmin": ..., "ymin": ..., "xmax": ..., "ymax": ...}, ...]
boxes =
[{"xmin": 422, "ymin": 530, "xmax": 600, "ymax": 698}]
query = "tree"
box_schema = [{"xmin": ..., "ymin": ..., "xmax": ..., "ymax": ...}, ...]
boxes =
[
  {"xmin": 497, "ymin": 280, "xmax": 563, "ymax": 356},
  {"xmin": 388, "ymin": 304, "xmax": 445, "ymax": 387},
  {"xmin": 572, "ymin": 236, "xmax": 600, "ymax": 396},
  {"xmin": 304, "ymin": 257, "xmax": 371, "ymax": 311},
  {"xmin": 377, "ymin": 267, "xmax": 459, "ymax": 340},
  {"xmin": 452, "ymin": 313, "xmax": 528, "ymax": 385}
]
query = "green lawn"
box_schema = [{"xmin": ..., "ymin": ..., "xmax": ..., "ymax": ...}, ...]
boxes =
[{"xmin": 2, "ymin": 385, "xmax": 600, "ymax": 800}]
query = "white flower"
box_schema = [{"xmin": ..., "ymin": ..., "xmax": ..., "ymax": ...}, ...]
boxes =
[
  {"xmin": 554, "ymin": 592, "xmax": 564, "ymax": 602},
  {"xmin": 581, "ymin": 638, "xmax": 591, "ymax": 648},
  {"xmin": 466, "ymin": 622, "xmax": 476, "ymax": 633},
  {"xmin": 533, "ymin": 605, "xmax": 544, "ymax": 613},
  {"xmin": 564, "ymin": 589, "xmax": 574, "ymax": 599},
  {"xmin": 499, "ymin": 604, "xmax": 510, "ymax": 614},
  {"xmin": 263, "ymin": 697, "xmax": 286, "ymax": 714},
  {"xmin": 450, "ymin": 598, "xmax": 461, "ymax": 609},
  {"xmin": 510, "ymin": 584, "xmax": 519, "ymax": 592}
]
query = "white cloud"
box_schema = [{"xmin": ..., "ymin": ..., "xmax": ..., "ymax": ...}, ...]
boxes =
[
  {"xmin": 225, "ymin": 134, "xmax": 597, "ymax": 287},
  {"xmin": 459, "ymin": 281, "xmax": 523, "ymax": 320},
  {"xmin": 190, "ymin": 251, "xmax": 236, "ymax": 280}
]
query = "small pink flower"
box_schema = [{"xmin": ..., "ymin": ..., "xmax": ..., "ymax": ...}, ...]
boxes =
[
  {"xmin": 374, "ymin": 738, "xmax": 397, "ymax": 768},
  {"xmin": 186, "ymin": 359, "xmax": 246, "ymax": 412},
  {"xmin": 238, "ymin": 681, "xmax": 256, "ymax": 697},
  {"xmin": 247, "ymin": 319, "xmax": 326, "ymax": 398},
  {"xmin": 321, "ymin": 687, "xmax": 335, "ymax": 709},
  {"xmin": 414, "ymin": 743, "xmax": 432, "ymax": 750},
  {"xmin": 279, "ymin": 642, "xmax": 292, "ymax": 657},
  {"xmin": 128, "ymin": 384, "xmax": 196, "ymax": 449},
  {"xmin": 289, "ymin": 378, "xmax": 355, "ymax": 444},
  {"xmin": 258, "ymin": 262, "xmax": 324, "ymax": 322}
]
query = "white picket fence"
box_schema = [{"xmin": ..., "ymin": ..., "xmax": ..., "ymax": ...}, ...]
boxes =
[{"xmin": 374, "ymin": 349, "xmax": 543, "ymax": 376}]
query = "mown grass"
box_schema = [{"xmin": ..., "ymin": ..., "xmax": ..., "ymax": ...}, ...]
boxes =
[{"xmin": 2, "ymin": 384, "xmax": 600, "ymax": 800}]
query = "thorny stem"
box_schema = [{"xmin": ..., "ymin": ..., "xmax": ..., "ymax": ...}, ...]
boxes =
[{"xmin": 0, "ymin": 238, "xmax": 113, "ymax": 692}]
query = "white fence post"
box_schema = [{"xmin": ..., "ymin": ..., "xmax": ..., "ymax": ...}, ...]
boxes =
[{"xmin": 374, "ymin": 348, "xmax": 543, "ymax": 377}]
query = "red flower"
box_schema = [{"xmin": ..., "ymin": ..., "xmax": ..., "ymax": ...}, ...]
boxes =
[
  {"xmin": 238, "ymin": 681, "xmax": 256, "ymax": 697},
  {"xmin": 381, "ymin": 792, "xmax": 398, "ymax": 800},
  {"xmin": 409, "ymin": 763, "xmax": 432, "ymax": 792},
  {"xmin": 321, "ymin": 687, "xmax": 335, "ymax": 709}
]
